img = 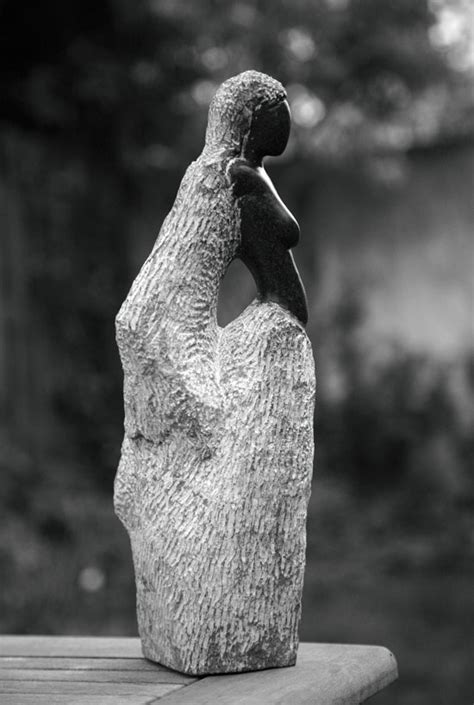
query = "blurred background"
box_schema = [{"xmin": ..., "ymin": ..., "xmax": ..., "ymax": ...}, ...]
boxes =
[{"xmin": 0, "ymin": 0, "xmax": 473, "ymax": 702}]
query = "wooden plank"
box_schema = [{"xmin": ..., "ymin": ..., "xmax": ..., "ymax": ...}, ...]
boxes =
[
  {"xmin": 0, "ymin": 668, "xmax": 195, "ymax": 685},
  {"xmin": 0, "ymin": 638, "xmax": 397, "ymax": 704},
  {"xmin": 0, "ymin": 681, "xmax": 184, "ymax": 697},
  {"xmin": 1, "ymin": 696, "xmax": 157, "ymax": 705},
  {"xmin": 0, "ymin": 656, "xmax": 177, "ymax": 673},
  {"xmin": 156, "ymin": 643, "xmax": 398, "ymax": 705},
  {"xmin": 0, "ymin": 636, "xmax": 143, "ymax": 659}
]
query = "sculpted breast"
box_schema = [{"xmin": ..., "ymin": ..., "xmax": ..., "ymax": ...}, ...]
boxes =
[{"xmin": 230, "ymin": 160, "xmax": 300, "ymax": 249}]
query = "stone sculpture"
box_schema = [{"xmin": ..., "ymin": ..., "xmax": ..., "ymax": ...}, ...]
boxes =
[{"xmin": 114, "ymin": 70, "xmax": 316, "ymax": 676}]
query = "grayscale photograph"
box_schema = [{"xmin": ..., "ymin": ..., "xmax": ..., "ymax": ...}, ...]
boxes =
[{"xmin": 0, "ymin": 1, "xmax": 472, "ymax": 703}]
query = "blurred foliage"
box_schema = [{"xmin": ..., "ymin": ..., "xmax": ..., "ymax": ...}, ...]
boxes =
[
  {"xmin": 0, "ymin": 1, "xmax": 473, "ymax": 703},
  {"xmin": 1, "ymin": 0, "xmax": 473, "ymax": 169},
  {"xmin": 317, "ymin": 293, "xmax": 473, "ymax": 499}
]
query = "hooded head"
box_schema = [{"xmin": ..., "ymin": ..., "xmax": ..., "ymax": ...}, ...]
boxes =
[{"xmin": 204, "ymin": 71, "xmax": 289, "ymax": 163}]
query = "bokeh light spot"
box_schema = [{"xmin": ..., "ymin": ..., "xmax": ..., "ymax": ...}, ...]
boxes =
[{"xmin": 78, "ymin": 566, "xmax": 106, "ymax": 593}]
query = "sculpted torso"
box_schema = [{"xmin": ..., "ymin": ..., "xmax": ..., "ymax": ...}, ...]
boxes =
[{"xmin": 114, "ymin": 71, "xmax": 315, "ymax": 676}]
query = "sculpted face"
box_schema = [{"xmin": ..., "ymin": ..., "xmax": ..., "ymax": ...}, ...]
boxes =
[{"xmin": 244, "ymin": 99, "xmax": 291, "ymax": 163}]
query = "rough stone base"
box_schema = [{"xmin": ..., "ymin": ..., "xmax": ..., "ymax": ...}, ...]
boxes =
[{"xmin": 115, "ymin": 302, "xmax": 315, "ymax": 675}]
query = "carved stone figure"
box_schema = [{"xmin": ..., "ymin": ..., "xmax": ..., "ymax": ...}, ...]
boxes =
[{"xmin": 114, "ymin": 70, "xmax": 316, "ymax": 676}]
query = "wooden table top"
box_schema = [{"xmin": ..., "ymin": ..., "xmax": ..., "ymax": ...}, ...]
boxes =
[{"xmin": 0, "ymin": 636, "xmax": 397, "ymax": 704}]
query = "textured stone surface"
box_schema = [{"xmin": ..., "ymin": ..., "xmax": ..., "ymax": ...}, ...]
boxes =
[{"xmin": 114, "ymin": 71, "xmax": 316, "ymax": 676}]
